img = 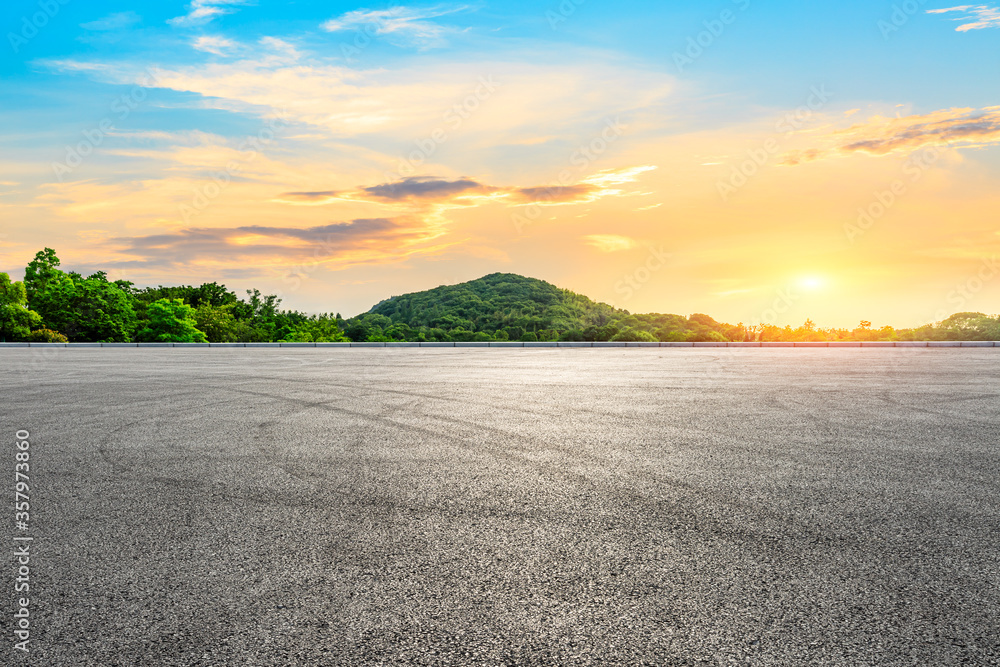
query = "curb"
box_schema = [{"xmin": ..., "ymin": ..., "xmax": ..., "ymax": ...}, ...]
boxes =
[{"xmin": 1, "ymin": 341, "xmax": 997, "ymax": 349}]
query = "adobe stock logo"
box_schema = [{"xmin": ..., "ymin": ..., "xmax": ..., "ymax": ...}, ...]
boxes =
[
  {"xmin": 7, "ymin": 0, "xmax": 71, "ymax": 54},
  {"xmin": 394, "ymin": 76, "xmax": 499, "ymax": 178},
  {"xmin": 546, "ymin": 0, "xmax": 587, "ymax": 29},
  {"xmin": 614, "ymin": 246, "xmax": 671, "ymax": 301},
  {"xmin": 844, "ymin": 145, "xmax": 941, "ymax": 244},
  {"xmin": 52, "ymin": 68, "xmax": 161, "ymax": 182},
  {"xmin": 934, "ymin": 257, "xmax": 1000, "ymax": 321},
  {"xmin": 672, "ymin": 0, "xmax": 752, "ymax": 73},
  {"xmin": 878, "ymin": 0, "xmax": 931, "ymax": 39},
  {"xmin": 717, "ymin": 85, "xmax": 832, "ymax": 202},
  {"xmin": 512, "ymin": 116, "xmax": 627, "ymax": 235}
]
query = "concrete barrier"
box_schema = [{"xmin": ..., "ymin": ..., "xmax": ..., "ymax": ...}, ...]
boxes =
[
  {"xmin": 593, "ymin": 342, "xmax": 628, "ymax": 348},
  {"xmin": 315, "ymin": 342, "xmax": 351, "ymax": 348},
  {"xmin": 103, "ymin": 343, "xmax": 139, "ymax": 347},
  {"xmin": 794, "ymin": 342, "xmax": 828, "ymax": 348},
  {"xmin": 28, "ymin": 342, "xmax": 67, "ymax": 347},
  {"xmin": 661, "ymin": 342, "xmax": 694, "ymax": 347},
  {"xmin": 961, "ymin": 341, "xmax": 994, "ymax": 347},
  {"xmin": 728, "ymin": 342, "xmax": 761, "ymax": 347},
  {"xmin": 557, "ymin": 342, "xmax": 592, "ymax": 348},
  {"xmin": 490, "ymin": 342, "xmax": 524, "ymax": 347},
  {"xmin": 523, "ymin": 342, "xmax": 558, "ymax": 348},
  {"xmin": 279, "ymin": 342, "xmax": 316, "ymax": 348},
  {"xmin": 350, "ymin": 342, "xmax": 386, "ymax": 347},
  {"xmin": 209, "ymin": 343, "xmax": 245, "ymax": 347},
  {"xmin": 385, "ymin": 342, "xmax": 420, "ymax": 348},
  {"xmin": 419, "ymin": 342, "xmax": 455, "ymax": 347},
  {"xmin": 928, "ymin": 341, "xmax": 961, "ymax": 348},
  {"xmin": 762, "ymin": 342, "xmax": 794, "ymax": 348},
  {"xmin": 894, "ymin": 342, "xmax": 928, "ymax": 348}
]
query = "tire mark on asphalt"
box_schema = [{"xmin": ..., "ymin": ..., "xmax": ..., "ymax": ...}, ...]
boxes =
[
  {"xmin": 199, "ymin": 382, "xmax": 862, "ymax": 550},
  {"xmin": 877, "ymin": 390, "xmax": 1000, "ymax": 427}
]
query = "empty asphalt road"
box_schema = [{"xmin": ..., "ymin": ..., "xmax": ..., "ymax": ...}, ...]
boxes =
[{"xmin": 2, "ymin": 348, "xmax": 999, "ymax": 666}]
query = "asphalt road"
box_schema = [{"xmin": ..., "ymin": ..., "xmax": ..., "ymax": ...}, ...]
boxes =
[{"xmin": 2, "ymin": 348, "xmax": 999, "ymax": 666}]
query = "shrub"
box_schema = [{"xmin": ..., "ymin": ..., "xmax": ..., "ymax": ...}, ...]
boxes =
[{"xmin": 27, "ymin": 328, "xmax": 68, "ymax": 343}]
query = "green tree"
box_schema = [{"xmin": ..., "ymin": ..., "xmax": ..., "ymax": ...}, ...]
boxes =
[
  {"xmin": 194, "ymin": 304, "xmax": 240, "ymax": 342},
  {"xmin": 137, "ymin": 299, "xmax": 208, "ymax": 343},
  {"xmin": 22, "ymin": 250, "xmax": 137, "ymax": 342},
  {"xmin": 0, "ymin": 273, "xmax": 41, "ymax": 341},
  {"xmin": 559, "ymin": 329, "xmax": 585, "ymax": 341},
  {"xmin": 611, "ymin": 328, "xmax": 657, "ymax": 342},
  {"xmin": 281, "ymin": 314, "xmax": 350, "ymax": 342},
  {"xmin": 28, "ymin": 272, "xmax": 136, "ymax": 342},
  {"xmin": 939, "ymin": 312, "xmax": 994, "ymax": 340},
  {"xmin": 23, "ymin": 248, "xmax": 61, "ymax": 302}
]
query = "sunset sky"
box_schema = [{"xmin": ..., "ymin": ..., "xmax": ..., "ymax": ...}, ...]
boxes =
[{"xmin": 2, "ymin": 0, "xmax": 999, "ymax": 327}]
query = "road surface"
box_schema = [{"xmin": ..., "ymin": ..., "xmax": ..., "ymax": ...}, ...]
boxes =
[{"xmin": 2, "ymin": 348, "xmax": 999, "ymax": 665}]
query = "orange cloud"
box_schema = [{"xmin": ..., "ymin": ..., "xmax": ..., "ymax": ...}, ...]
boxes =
[
  {"xmin": 102, "ymin": 217, "xmax": 452, "ymax": 273},
  {"xmin": 782, "ymin": 106, "xmax": 1000, "ymax": 165},
  {"xmin": 277, "ymin": 167, "xmax": 657, "ymax": 211}
]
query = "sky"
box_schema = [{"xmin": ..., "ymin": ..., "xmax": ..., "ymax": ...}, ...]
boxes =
[{"xmin": 1, "ymin": 0, "xmax": 999, "ymax": 327}]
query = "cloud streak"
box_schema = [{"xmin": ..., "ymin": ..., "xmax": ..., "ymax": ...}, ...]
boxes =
[
  {"xmin": 107, "ymin": 217, "xmax": 452, "ymax": 271},
  {"xmin": 321, "ymin": 5, "xmax": 471, "ymax": 49},
  {"xmin": 168, "ymin": 0, "xmax": 251, "ymax": 28},
  {"xmin": 362, "ymin": 177, "xmax": 489, "ymax": 201},
  {"xmin": 193, "ymin": 35, "xmax": 238, "ymax": 56},
  {"xmin": 43, "ymin": 51, "xmax": 673, "ymax": 149},
  {"xmin": 781, "ymin": 106, "xmax": 1000, "ymax": 164},
  {"xmin": 276, "ymin": 167, "xmax": 657, "ymax": 210},
  {"xmin": 582, "ymin": 235, "xmax": 637, "ymax": 252},
  {"xmin": 80, "ymin": 12, "xmax": 141, "ymax": 31},
  {"xmin": 928, "ymin": 5, "xmax": 1000, "ymax": 31}
]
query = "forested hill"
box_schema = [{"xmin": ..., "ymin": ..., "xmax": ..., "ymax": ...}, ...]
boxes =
[
  {"xmin": 346, "ymin": 270, "xmax": 736, "ymax": 343},
  {"xmin": 364, "ymin": 273, "xmax": 622, "ymax": 341}
]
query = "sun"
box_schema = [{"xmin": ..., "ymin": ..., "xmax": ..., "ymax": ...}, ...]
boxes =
[{"xmin": 797, "ymin": 276, "xmax": 826, "ymax": 291}]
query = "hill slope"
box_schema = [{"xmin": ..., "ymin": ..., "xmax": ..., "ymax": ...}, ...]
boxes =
[{"xmin": 345, "ymin": 273, "xmax": 735, "ymax": 342}]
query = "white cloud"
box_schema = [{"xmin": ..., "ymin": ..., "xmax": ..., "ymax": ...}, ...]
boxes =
[
  {"xmin": 168, "ymin": 0, "xmax": 251, "ymax": 28},
  {"xmin": 192, "ymin": 35, "xmax": 237, "ymax": 56},
  {"xmin": 321, "ymin": 5, "xmax": 471, "ymax": 49},
  {"xmin": 928, "ymin": 5, "xmax": 1000, "ymax": 31},
  {"xmin": 44, "ymin": 53, "xmax": 672, "ymax": 152},
  {"xmin": 81, "ymin": 11, "xmax": 141, "ymax": 31},
  {"xmin": 258, "ymin": 37, "xmax": 302, "ymax": 63}
]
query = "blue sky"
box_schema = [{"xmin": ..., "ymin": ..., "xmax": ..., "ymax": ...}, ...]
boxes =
[{"xmin": 1, "ymin": 0, "xmax": 999, "ymax": 325}]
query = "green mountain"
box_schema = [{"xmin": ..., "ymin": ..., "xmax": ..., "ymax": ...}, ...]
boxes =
[{"xmin": 344, "ymin": 273, "xmax": 736, "ymax": 343}]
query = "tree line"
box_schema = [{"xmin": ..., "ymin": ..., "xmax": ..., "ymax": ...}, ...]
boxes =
[
  {"xmin": 1, "ymin": 249, "xmax": 348, "ymax": 343},
  {"xmin": 1, "ymin": 250, "xmax": 997, "ymax": 343}
]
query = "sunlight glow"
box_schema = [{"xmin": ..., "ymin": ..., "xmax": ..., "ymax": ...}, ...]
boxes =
[{"xmin": 797, "ymin": 276, "xmax": 826, "ymax": 292}]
